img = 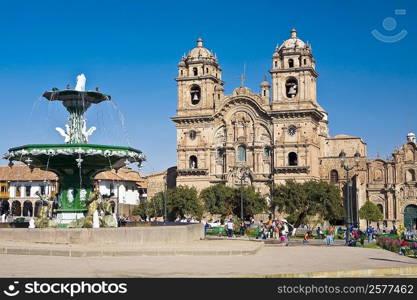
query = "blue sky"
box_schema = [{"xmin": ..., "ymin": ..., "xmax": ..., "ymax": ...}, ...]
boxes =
[{"xmin": 0, "ymin": 0, "xmax": 416, "ymax": 174}]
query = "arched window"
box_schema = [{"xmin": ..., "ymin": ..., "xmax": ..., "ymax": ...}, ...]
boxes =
[
  {"xmin": 193, "ymin": 67, "xmax": 198, "ymax": 76},
  {"xmin": 264, "ymin": 147, "xmax": 271, "ymax": 157},
  {"xmin": 180, "ymin": 70, "xmax": 183, "ymax": 76},
  {"xmin": 263, "ymin": 90, "xmax": 266, "ymax": 96},
  {"xmin": 330, "ymin": 170, "xmax": 339, "ymax": 183},
  {"xmin": 237, "ymin": 145, "xmax": 246, "ymax": 162},
  {"xmin": 285, "ymin": 77, "xmax": 298, "ymax": 98},
  {"xmin": 190, "ymin": 85, "xmax": 201, "ymax": 105},
  {"xmin": 288, "ymin": 152, "xmax": 298, "ymax": 166},
  {"xmin": 288, "ymin": 59, "xmax": 294, "ymax": 68},
  {"xmin": 406, "ymin": 169, "xmax": 416, "ymax": 182},
  {"xmin": 23, "ymin": 201, "xmax": 33, "ymax": 217},
  {"xmin": 189, "ymin": 156, "xmax": 198, "ymax": 169},
  {"xmin": 11, "ymin": 201, "xmax": 21, "ymax": 216},
  {"xmin": 0, "ymin": 200, "xmax": 10, "ymax": 215},
  {"xmin": 274, "ymin": 61, "xmax": 277, "ymax": 68},
  {"xmin": 303, "ymin": 58, "xmax": 307, "ymax": 65}
]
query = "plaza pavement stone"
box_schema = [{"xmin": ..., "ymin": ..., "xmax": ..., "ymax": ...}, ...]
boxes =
[{"xmin": 0, "ymin": 241, "xmax": 415, "ymax": 277}]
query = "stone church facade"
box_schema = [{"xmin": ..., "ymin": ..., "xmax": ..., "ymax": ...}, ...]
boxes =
[{"xmin": 171, "ymin": 29, "xmax": 417, "ymax": 230}]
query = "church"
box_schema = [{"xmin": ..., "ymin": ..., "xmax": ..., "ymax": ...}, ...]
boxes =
[{"xmin": 171, "ymin": 29, "xmax": 417, "ymax": 230}]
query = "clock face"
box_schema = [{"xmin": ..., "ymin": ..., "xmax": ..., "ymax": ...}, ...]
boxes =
[{"xmin": 288, "ymin": 125, "xmax": 297, "ymax": 136}]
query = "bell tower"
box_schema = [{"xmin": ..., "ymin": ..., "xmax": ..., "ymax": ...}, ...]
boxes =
[
  {"xmin": 176, "ymin": 38, "xmax": 224, "ymax": 117},
  {"xmin": 269, "ymin": 29, "xmax": 326, "ymax": 182},
  {"xmin": 270, "ymin": 29, "xmax": 318, "ymax": 110}
]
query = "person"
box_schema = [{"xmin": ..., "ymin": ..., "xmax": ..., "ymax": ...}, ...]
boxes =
[
  {"xmin": 274, "ymin": 222, "xmax": 280, "ymax": 239},
  {"xmin": 303, "ymin": 231, "xmax": 310, "ymax": 244},
  {"xmin": 240, "ymin": 221, "xmax": 245, "ymax": 237},
  {"xmin": 358, "ymin": 230, "xmax": 365, "ymax": 247},
  {"xmin": 257, "ymin": 220, "xmax": 265, "ymax": 239},
  {"xmin": 226, "ymin": 219, "xmax": 234, "ymax": 238},
  {"xmin": 204, "ymin": 222, "xmax": 210, "ymax": 237},
  {"xmin": 326, "ymin": 226, "xmax": 334, "ymax": 246},
  {"xmin": 399, "ymin": 240, "xmax": 409, "ymax": 256},
  {"xmin": 367, "ymin": 226, "xmax": 374, "ymax": 243}
]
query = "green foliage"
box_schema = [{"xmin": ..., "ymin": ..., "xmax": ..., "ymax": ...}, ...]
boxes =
[
  {"xmin": 232, "ymin": 186, "xmax": 268, "ymax": 218},
  {"xmin": 200, "ymin": 184, "xmax": 235, "ymax": 217},
  {"xmin": 270, "ymin": 180, "xmax": 344, "ymax": 227},
  {"xmin": 138, "ymin": 186, "xmax": 203, "ymax": 221},
  {"xmin": 358, "ymin": 201, "xmax": 383, "ymax": 226},
  {"xmin": 166, "ymin": 186, "xmax": 203, "ymax": 221},
  {"xmin": 200, "ymin": 184, "xmax": 268, "ymax": 219}
]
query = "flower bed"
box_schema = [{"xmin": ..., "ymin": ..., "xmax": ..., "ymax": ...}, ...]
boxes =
[{"xmin": 376, "ymin": 236, "xmax": 417, "ymax": 257}]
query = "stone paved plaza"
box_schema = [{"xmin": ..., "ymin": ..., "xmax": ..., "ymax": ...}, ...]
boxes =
[{"xmin": 0, "ymin": 240, "xmax": 415, "ymax": 278}]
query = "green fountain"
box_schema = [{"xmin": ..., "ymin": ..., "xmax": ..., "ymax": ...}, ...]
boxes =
[{"xmin": 3, "ymin": 74, "xmax": 145, "ymax": 225}]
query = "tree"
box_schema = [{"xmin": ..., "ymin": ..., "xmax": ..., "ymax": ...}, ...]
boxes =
[
  {"xmin": 165, "ymin": 186, "xmax": 203, "ymax": 221},
  {"xmin": 270, "ymin": 180, "xmax": 344, "ymax": 227},
  {"xmin": 137, "ymin": 187, "xmax": 203, "ymax": 221},
  {"xmin": 232, "ymin": 186, "xmax": 268, "ymax": 219},
  {"xmin": 358, "ymin": 201, "xmax": 383, "ymax": 228},
  {"xmin": 133, "ymin": 192, "xmax": 164, "ymax": 220},
  {"xmin": 200, "ymin": 184, "xmax": 235, "ymax": 218},
  {"xmin": 200, "ymin": 184, "xmax": 268, "ymax": 219}
]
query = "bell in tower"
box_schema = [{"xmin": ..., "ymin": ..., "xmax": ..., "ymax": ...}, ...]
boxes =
[
  {"xmin": 269, "ymin": 28, "xmax": 318, "ymax": 107},
  {"xmin": 175, "ymin": 38, "xmax": 224, "ymax": 117}
]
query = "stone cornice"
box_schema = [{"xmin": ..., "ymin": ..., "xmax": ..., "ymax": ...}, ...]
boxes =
[
  {"xmin": 270, "ymin": 109, "xmax": 323, "ymax": 121},
  {"xmin": 171, "ymin": 115, "xmax": 213, "ymax": 124},
  {"xmin": 269, "ymin": 67, "xmax": 319, "ymax": 77},
  {"xmin": 175, "ymin": 76, "xmax": 223, "ymax": 84}
]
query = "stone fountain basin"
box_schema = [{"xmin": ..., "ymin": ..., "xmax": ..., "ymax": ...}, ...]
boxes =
[
  {"xmin": 43, "ymin": 90, "xmax": 111, "ymax": 103},
  {"xmin": 4, "ymin": 144, "xmax": 145, "ymax": 174}
]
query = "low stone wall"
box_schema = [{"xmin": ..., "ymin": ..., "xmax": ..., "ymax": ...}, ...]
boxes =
[{"xmin": 0, "ymin": 223, "xmax": 204, "ymax": 246}]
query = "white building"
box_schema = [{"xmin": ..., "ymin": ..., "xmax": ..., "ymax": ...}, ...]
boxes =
[{"xmin": 0, "ymin": 164, "xmax": 147, "ymax": 218}]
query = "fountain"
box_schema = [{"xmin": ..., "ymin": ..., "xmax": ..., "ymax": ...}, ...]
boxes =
[{"xmin": 3, "ymin": 74, "xmax": 145, "ymax": 226}]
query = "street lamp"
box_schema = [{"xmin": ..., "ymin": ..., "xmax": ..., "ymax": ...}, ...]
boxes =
[
  {"xmin": 236, "ymin": 166, "xmax": 250, "ymax": 235},
  {"xmin": 163, "ymin": 175, "xmax": 167, "ymax": 224},
  {"xmin": 338, "ymin": 150, "xmax": 361, "ymax": 245}
]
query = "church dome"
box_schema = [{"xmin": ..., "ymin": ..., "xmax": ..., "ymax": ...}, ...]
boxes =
[
  {"xmin": 187, "ymin": 38, "xmax": 215, "ymax": 60},
  {"xmin": 261, "ymin": 77, "xmax": 270, "ymax": 87},
  {"xmin": 279, "ymin": 28, "xmax": 307, "ymax": 50},
  {"xmin": 261, "ymin": 81, "xmax": 270, "ymax": 87}
]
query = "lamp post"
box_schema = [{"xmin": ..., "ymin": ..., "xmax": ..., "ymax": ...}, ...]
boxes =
[
  {"xmin": 338, "ymin": 150, "xmax": 361, "ymax": 245},
  {"xmin": 236, "ymin": 166, "xmax": 250, "ymax": 235},
  {"xmin": 163, "ymin": 175, "xmax": 167, "ymax": 224}
]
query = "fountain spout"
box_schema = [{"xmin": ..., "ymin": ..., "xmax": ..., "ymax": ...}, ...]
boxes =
[{"xmin": 75, "ymin": 74, "xmax": 86, "ymax": 91}]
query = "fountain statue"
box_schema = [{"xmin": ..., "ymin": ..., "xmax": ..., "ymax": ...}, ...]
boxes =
[{"xmin": 3, "ymin": 74, "xmax": 145, "ymax": 225}]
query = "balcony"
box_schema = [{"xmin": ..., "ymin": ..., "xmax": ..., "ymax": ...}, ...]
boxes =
[
  {"xmin": 274, "ymin": 166, "xmax": 310, "ymax": 174},
  {"xmin": 177, "ymin": 168, "xmax": 208, "ymax": 176}
]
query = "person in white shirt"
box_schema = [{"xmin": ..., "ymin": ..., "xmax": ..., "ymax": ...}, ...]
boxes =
[{"xmin": 226, "ymin": 219, "xmax": 234, "ymax": 238}]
